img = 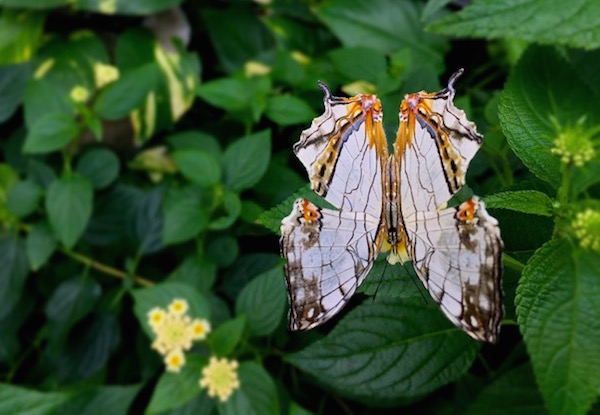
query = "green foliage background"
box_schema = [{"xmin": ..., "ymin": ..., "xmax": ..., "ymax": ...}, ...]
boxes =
[{"xmin": 0, "ymin": 0, "xmax": 599, "ymax": 414}]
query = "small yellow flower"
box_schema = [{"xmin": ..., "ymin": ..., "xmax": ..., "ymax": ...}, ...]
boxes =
[
  {"xmin": 147, "ymin": 307, "xmax": 166, "ymax": 329},
  {"xmin": 290, "ymin": 50, "xmax": 310, "ymax": 65},
  {"xmin": 191, "ymin": 319, "xmax": 211, "ymax": 341},
  {"xmin": 70, "ymin": 85, "xmax": 90, "ymax": 103},
  {"xmin": 152, "ymin": 312, "xmax": 194, "ymax": 355},
  {"xmin": 199, "ymin": 357, "xmax": 241, "ymax": 402},
  {"xmin": 169, "ymin": 298, "xmax": 189, "ymax": 316},
  {"xmin": 244, "ymin": 61, "xmax": 271, "ymax": 77},
  {"xmin": 572, "ymin": 209, "xmax": 600, "ymax": 252},
  {"xmin": 549, "ymin": 116, "xmax": 599, "ymax": 167},
  {"xmin": 94, "ymin": 62, "xmax": 120, "ymax": 88},
  {"xmin": 165, "ymin": 349, "xmax": 186, "ymax": 373}
]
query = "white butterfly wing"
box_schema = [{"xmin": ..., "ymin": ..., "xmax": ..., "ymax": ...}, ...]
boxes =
[{"xmin": 280, "ymin": 198, "xmax": 381, "ymax": 330}]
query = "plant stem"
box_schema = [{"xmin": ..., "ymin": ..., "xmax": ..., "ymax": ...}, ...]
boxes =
[
  {"xmin": 502, "ymin": 253, "xmax": 525, "ymax": 272},
  {"xmin": 59, "ymin": 248, "xmax": 154, "ymax": 287}
]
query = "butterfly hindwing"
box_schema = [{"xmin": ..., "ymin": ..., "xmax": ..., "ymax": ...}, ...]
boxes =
[{"xmin": 280, "ymin": 198, "xmax": 381, "ymax": 330}]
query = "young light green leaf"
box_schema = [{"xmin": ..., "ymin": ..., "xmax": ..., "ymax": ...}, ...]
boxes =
[
  {"xmin": 23, "ymin": 112, "xmax": 80, "ymax": 154},
  {"xmin": 464, "ymin": 364, "xmax": 545, "ymax": 415},
  {"xmin": 235, "ymin": 266, "xmax": 286, "ymax": 337},
  {"xmin": 429, "ymin": 0, "xmax": 600, "ymax": 51},
  {"xmin": 0, "ymin": 234, "xmax": 28, "ymax": 320},
  {"xmin": 0, "ymin": 383, "xmax": 68, "ymax": 415},
  {"xmin": 147, "ymin": 355, "xmax": 207, "ymax": 414},
  {"xmin": 132, "ymin": 282, "xmax": 211, "ymax": 339},
  {"xmin": 26, "ymin": 222, "xmax": 56, "ymax": 270},
  {"xmin": 483, "ymin": 190, "xmax": 554, "ymax": 217},
  {"xmin": 45, "ymin": 174, "xmax": 93, "ymax": 249},
  {"xmin": 516, "ymin": 239, "xmax": 600, "ymax": 415},
  {"xmin": 498, "ymin": 46, "xmax": 597, "ymax": 188},
  {"xmin": 218, "ymin": 362, "xmax": 279, "ymax": 415},
  {"xmin": 265, "ymin": 95, "xmax": 316, "ymax": 126},
  {"xmin": 208, "ymin": 315, "xmax": 246, "ymax": 357},
  {"xmin": 76, "ymin": 148, "xmax": 120, "ymax": 189},
  {"xmin": 6, "ymin": 180, "xmax": 42, "ymax": 217},
  {"xmin": 287, "ymin": 297, "xmax": 479, "ymax": 401},
  {"xmin": 173, "ymin": 150, "xmax": 221, "ymax": 187},
  {"xmin": 222, "ymin": 130, "xmax": 271, "ymax": 192}
]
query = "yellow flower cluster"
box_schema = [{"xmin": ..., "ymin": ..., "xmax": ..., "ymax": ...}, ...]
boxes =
[
  {"xmin": 199, "ymin": 357, "xmax": 241, "ymax": 402},
  {"xmin": 550, "ymin": 117, "xmax": 598, "ymax": 167},
  {"xmin": 147, "ymin": 299, "xmax": 211, "ymax": 373},
  {"xmin": 572, "ymin": 209, "xmax": 600, "ymax": 252},
  {"xmin": 69, "ymin": 85, "xmax": 90, "ymax": 103}
]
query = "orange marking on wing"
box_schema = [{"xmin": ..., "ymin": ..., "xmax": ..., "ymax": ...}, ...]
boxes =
[
  {"xmin": 457, "ymin": 198, "xmax": 477, "ymax": 224},
  {"xmin": 301, "ymin": 199, "xmax": 320, "ymax": 223}
]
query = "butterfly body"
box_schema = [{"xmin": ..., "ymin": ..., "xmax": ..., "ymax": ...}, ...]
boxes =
[{"xmin": 281, "ymin": 70, "xmax": 503, "ymax": 343}]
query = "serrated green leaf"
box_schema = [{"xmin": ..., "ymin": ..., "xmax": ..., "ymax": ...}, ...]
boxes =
[
  {"xmin": 0, "ymin": 234, "xmax": 28, "ymax": 319},
  {"xmin": 57, "ymin": 384, "xmax": 141, "ymax": 415},
  {"xmin": 0, "ymin": 383, "xmax": 68, "ymax": 415},
  {"xmin": 218, "ymin": 362, "xmax": 279, "ymax": 415},
  {"xmin": 23, "ymin": 112, "xmax": 80, "ymax": 154},
  {"xmin": 208, "ymin": 315, "xmax": 246, "ymax": 357},
  {"xmin": 132, "ymin": 282, "xmax": 211, "ymax": 339},
  {"xmin": 483, "ymin": 190, "xmax": 554, "ymax": 217},
  {"xmin": 222, "ymin": 130, "xmax": 271, "ymax": 192},
  {"xmin": 0, "ymin": 9, "xmax": 45, "ymax": 65},
  {"xmin": 235, "ymin": 266, "xmax": 286, "ymax": 337},
  {"xmin": 173, "ymin": 150, "xmax": 221, "ymax": 187},
  {"xmin": 265, "ymin": 95, "xmax": 316, "ymax": 126},
  {"xmin": 498, "ymin": 46, "xmax": 598, "ymax": 188},
  {"xmin": 147, "ymin": 355, "xmax": 207, "ymax": 414},
  {"xmin": 76, "ymin": 148, "xmax": 120, "ymax": 190},
  {"xmin": 45, "ymin": 174, "xmax": 93, "ymax": 249},
  {"xmin": 6, "ymin": 180, "xmax": 42, "ymax": 217},
  {"xmin": 429, "ymin": 0, "xmax": 600, "ymax": 50},
  {"xmin": 464, "ymin": 364, "xmax": 545, "ymax": 415},
  {"xmin": 287, "ymin": 297, "xmax": 479, "ymax": 401},
  {"xmin": 94, "ymin": 63, "xmax": 158, "ymax": 120},
  {"xmin": 357, "ymin": 257, "xmax": 421, "ymax": 298},
  {"xmin": 26, "ymin": 222, "xmax": 56, "ymax": 270},
  {"xmin": 516, "ymin": 239, "xmax": 600, "ymax": 415}
]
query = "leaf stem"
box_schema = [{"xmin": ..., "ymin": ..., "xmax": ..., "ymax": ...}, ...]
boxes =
[
  {"xmin": 502, "ymin": 253, "xmax": 525, "ymax": 272},
  {"xmin": 557, "ymin": 163, "xmax": 571, "ymax": 204},
  {"xmin": 59, "ymin": 248, "xmax": 154, "ymax": 287}
]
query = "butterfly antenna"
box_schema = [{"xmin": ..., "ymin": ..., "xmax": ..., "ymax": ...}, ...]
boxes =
[{"xmin": 372, "ymin": 259, "xmax": 389, "ymax": 302}]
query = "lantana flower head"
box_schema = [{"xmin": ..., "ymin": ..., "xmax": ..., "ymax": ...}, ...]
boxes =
[
  {"xmin": 199, "ymin": 356, "xmax": 241, "ymax": 402},
  {"xmin": 550, "ymin": 116, "xmax": 599, "ymax": 167},
  {"xmin": 572, "ymin": 209, "xmax": 600, "ymax": 252}
]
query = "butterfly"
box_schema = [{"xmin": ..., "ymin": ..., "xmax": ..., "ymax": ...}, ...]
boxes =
[{"xmin": 280, "ymin": 69, "xmax": 503, "ymax": 343}]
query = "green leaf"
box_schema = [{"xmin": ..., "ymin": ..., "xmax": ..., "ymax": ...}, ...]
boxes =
[
  {"xmin": 208, "ymin": 191, "xmax": 241, "ymax": 231},
  {"xmin": 131, "ymin": 186, "xmax": 164, "ymax": 254},
  {"xmin": 132, "ymin": 282, "xmax": 210, "ymax": 339},
  {"xmin": 0, "ymin": 9, "xmax": 45, "ymax": 65},
  {"xmin": 498, "ymin": 46, "xmax": 597, "ymax": 188},
  {"xmin": 222, "ymin": 130, "xmax": 271, "ymax": 192},
  {"xmin": 0, "ymin": 383, "xmax": 68, "ymax": 415},
  {"xmin": 173, "ymin": 150, "xmax": 222, "ymax": 187},
  {"xmin": 328, "ymin": 47, "xmax": 387, "ymax": 83},
  {"xmin": 0, "ymin": 0, "xmax": 69, "ymax": 8},
  {"xmin": 0, "ymin": 62, "xmax": 31, "ymax": 122},
  {"xmin": 162, "ymin": 186, "xmax": 209, "ymax": 245},
  {"xmin": 464, "ymin": 364, "xmax": 545, "ymax": 415},
  {"xmin": 57, "ymin": 384, "xmax": 141, "ymax": 415},
  {"xmin": 218, "ymin": 362, "xmax": 279, "ymax": 415},
  {"xmin": 265, "ymin": 95, "xmax": 316, "ymax": 126},
  {"xmin": 6, "ymin": 180, "xmax": 42, "ymax": 217},
  {"xmin": 75, "ymin": 148, "xmax": 120, "ymax": 190},
  {"xmin": 0, "ymin": 234, "xmax": 28, "ymax": 319},
  {"xmin": 73, "ymin": 0, "xmax": 184, "ymax": 15},
  {"xmin": 45, "ymin": 174, "xmax": 93, "ymax": 249},
  {"xmin": 147, "ymin": 355, "xmax": 207, "ymax": 414},
  {"xmin": 94, "ymin": 63, "xmax": 158, "ymax": 120},
  {"xmin": 357, "ymin": 257, "xmax": 421, "ymax": 298},
  {"xmin": 206, "ymin": 235, "xmax": 239, "ymax": 268},
  {"xmin": 429, "ymin": 0, "xmax": 600, "ymax": 50},
  {"xmin": 169, "ymin": 254, "xmax": 217, "ymax": 294},
  {"xmin": 287, "ymin": 297, "xmax": 479, "ymax": 401},
  {"xmin": 45, "ymin": 276, "xmax": 102, "ymax": 345},
  {"xmin": 26, "ymin": 222, "xmax": 56, "ymax": 270},
  {"xmin": 483, "ymin": 190, "xmax": 554, "ymax": 217},
  {"xmin": 23, "ymin": 112, "xmax": 80, "ymax": 154},
  {"xmin": 157, "ymin": 393, "xmax": 215, "ymax": 415},
  {"xmin": 208, "ymin": 315, "xmax": 246, "ymax": 357},
  {"xmin": 166, "ymin": 131, "xmax": 221, "ymax": 158},
  {"xmin": 235, "ymin": 266, "xmax": 286, "ymax": 337},
  {"xmin": 516, "ymin": 239, "xmax": 600, "ymax": 415},
  {"xmin": 197, "ymin": 78, "xmax": 254, "ymax": 112}
]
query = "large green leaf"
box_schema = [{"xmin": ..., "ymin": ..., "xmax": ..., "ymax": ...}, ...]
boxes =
[
  {"xmin": 57, "ymin": 384, "xmax": 141, "ymax": 415},
  {"xmin": 429, "ymin": 0, "xmax": 600, "ymax": 50},
  {"xmin": 483, "ymin": 190, "xmax": 554, "ymax": 217},
  {"xmin": 516, "ymin": 239, "xmax": 600, "ymax": 415},
  {"xmin": 287, "ymin": 297, "xmax": 479, "ymax": 402},
  {"xmin": 0, "ymin": 234, "xmax": 28, "ymax": 319},
  {"xmin": 218, "ymin": 362, "xmax": 279, "ymax": 415},
  {"xmin": 162, "ymin": 186, "xmax": 209, "ymax": 245},
  {"xmin": 498, "ymin": 46, "xmax": 598, "ymax": 188},
  {"xmin": 173, "ymin": 150, "xmax": 221, "ymax": 187},
  {"xmin": 25, "ymin": 221, "xmax": 56, "ymax": 270},
  {"xmin": 357, "ymin": 257, "xmax": 421, "ymax": 299},
  {"xmin": 222, "ymin": 130, "xmax": 271, "ymax": 192},
  {"xmin": 0, "ymin": 62, "xmax": 31, "ymax": 122},
  {"xmin": 464, "ymin": 364, "xmax": 546, "ymax": 415},
  {"xmin": 0, "ymin": 9, "xmax": 45, "ymax": 65},
  {"xmin": 264, "ymin": 95, "xmax": 316, "ymax": 126},
  {"xmin": 0, "ymin": 0, "xmax": 68, "ymax": 8},
  {"xmin": 75, "ymin": 148, "xmax": 120, "ymax": 190},
  {"xmin": 235, "ymin": 266, "xmax": 286, "ymax": 337},
  {"xmin": 6, "ymin": 180, "xmax": 42, "ymax": 218},
  {"xmin": 328, "ymin": 47, "xmax": 387, "ymax": 83},
  {"xmin": 0, "ymin": 383, "xmax": 68, "ymax": 415},
  {"xmin": 23, "ymin": 112, "xmax": 80, "ymax": 154},
  {"xmin": 168, "ymin": 254, "xmax": 217, "ymax": 294},
  {"xmin": 45, "ymin": 174, "xmax": 94, "ymax": 249},
  {"xmin": 147, "ymin": 355, "xmax": 207, "ymax": 414},
  {"xmin": 208, "ymin": 315, "xmax": 246, "ymax": 357},
  {"xmin": 74, "ymin": 0, "xmax": 183, "ymax": 15}
]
